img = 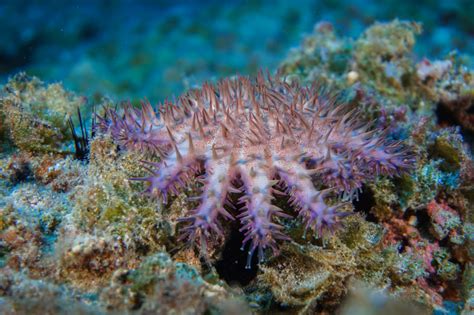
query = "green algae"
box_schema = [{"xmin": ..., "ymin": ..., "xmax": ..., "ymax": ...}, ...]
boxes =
[
  {"xmin": 254, "ymin": 214, "xmax": 437, "ymax": 313},
  {"xmin": 71, "ymin": 135, "xmax": 173, "ymax": 253},
  {"xmin": 0, "ymin": 73, "xmax": 88, "ymax": 154},
  {"xmin": 353, "ymin": 20, "xmax": 422, "ymax": 100},
  {"xmin": 428, "ymin": 137, "xmax": 462, "ymax": 173},
  {"xmin": 99, "ymin": 252, "xmax": 249, "ymax": 314}
]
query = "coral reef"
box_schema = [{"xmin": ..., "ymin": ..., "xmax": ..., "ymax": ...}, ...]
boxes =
[
  {"xmin": 0, "ymin": 18, "xmax": 472, "ymax": 315},
  {"xmin": 280, "ymin": 20, "xmax": 474, "ymax": 135},
  {"xmin": 0, "ymin": 252, "xmax": 248, "ymax": 315},
  {"xmin": 99, "ymin": 252, "xmax": 249, "ymax": 314},
  {"xmin": 249, "ymin": 213, "xmax": 443, "ymax": 313},
  {"xmin": 0, "ymin": 73, "xmax": 87, "ymax": 154},
  {"xmin": 0, "ymin": 269, "xmax": 99, "ymax": 315},
  {"xmin": 278, "ymin": 19, "xmax": 473, "ymax": 313},
  {"xmin": 71, "ymin": 133, "xmax": 175, "ymax": 253}
]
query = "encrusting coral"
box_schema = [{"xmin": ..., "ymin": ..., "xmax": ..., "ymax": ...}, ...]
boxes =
[{"xmin": 99, "ymin": 72, "xmax": 413, "ymax": 267}]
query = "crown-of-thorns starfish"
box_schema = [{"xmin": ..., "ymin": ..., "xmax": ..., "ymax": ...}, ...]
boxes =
[{"xmin": 99, "ymin": 72, "xmax": 413, "ymax": 268}]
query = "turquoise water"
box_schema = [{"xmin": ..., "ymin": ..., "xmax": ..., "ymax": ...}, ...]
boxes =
[{"xmin": 0, "ymin": 0, "xmax": 472, "ymax": 101}]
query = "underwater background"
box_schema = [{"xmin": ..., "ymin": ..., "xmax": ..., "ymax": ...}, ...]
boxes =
[
  {"xmin": 0, "ymin": 1, "xmax": 473, "ymax": 315},
  {"xmin": 1, "ymin": 0, "xmax": 473, "ymax": 101}
]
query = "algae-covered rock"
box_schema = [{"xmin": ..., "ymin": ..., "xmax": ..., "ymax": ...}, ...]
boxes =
[
  {"xmin": 0, "ymin": 252, "xmax": 248, "ymax": 315},
  {"xmin": 71, "ymin": 134, "xmax": 174, "ymax": 253},
  {"xmin": 339, "ymin": 283, "xmax": 430, "ymax": 315},
  {"xmin": 56, "ymin": 228, "xmax": 140, "ymax": 289},
  {"xmin": 353, "ymin": 20, "xmax": 423, "ymax": 101},
  {"xmin": 0, "ymin": 73, "xmax": 87, "ymax": 154},
  {"xmin": 252, "ymin": 214, "xmax": 440, "ymax": 313},
  {"xmin": 99, "ymin": 252, "xmax": 250, "ymax": 314},
  {"xmin": 280, "ymin": 19, "xmax": 473, "ymax": 122},
  {"xmin": 369, "ymin": 126, "xmax": 470, "ymax": 213},
  {"xmin": 0, "ymin": 269, "xmax": 100, "ymax": 315},
  {"xmin": 279, "ymin": 21, "xmax": 352, "ymax": 89}
]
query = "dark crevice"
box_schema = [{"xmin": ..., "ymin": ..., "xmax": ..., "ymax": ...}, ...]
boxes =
[
  {"xmin": 352, "ymin": 185, "xmax": 378, "ymax": 223},
  {"xmin": 435, "ymin": 98, "xmax": 474, "ymax": 148},
  {"xmin": 214, "ymin": 223, "xmax": 258, "ymax": 286},
  {"xmin": 6, "ymin": 158, "xmax": 32, "ymax": 184},
  {"xmin": 435, "ymin": 101, "xmax": 460, "ymax": 127},
  {"xmin": 397, "ymin": 238, "xmax": 411, "ymax": 253},
  {"xmin": 467, "ymin": 103, "xmax": 474, "ymax": 114},
  {"xmin": 404, "ymin": 207, "xmax": 432, "ymax": 240},
  {"xmin": 439, "ymin": 237, "xmax": 451, "ymax": 248}
]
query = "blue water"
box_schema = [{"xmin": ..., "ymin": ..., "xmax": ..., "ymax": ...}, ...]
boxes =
[{"xmin": 0, "ymin": 0, "xmax": 472, "ymax": 101}]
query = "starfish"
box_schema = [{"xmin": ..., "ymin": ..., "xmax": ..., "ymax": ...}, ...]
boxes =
[{"xmin": 99, "ymin": 72, "xmax": 412, "ymax": 267}]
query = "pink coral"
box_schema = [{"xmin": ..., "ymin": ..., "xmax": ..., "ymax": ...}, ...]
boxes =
[{"xmin": 99, "ymin": 72, "xmax": 413, "ymax": 267}]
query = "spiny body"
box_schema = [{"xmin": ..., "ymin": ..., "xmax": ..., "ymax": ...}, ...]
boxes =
[{"xmin": 99, "ymin": 72, "xmax": 412, "ymax": 268}]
